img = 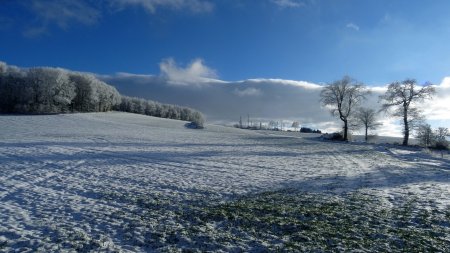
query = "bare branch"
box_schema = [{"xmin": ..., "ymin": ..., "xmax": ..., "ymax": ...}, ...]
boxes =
[
  {"xmin": 320, "ymin": 76, "xmax": 369, "ymax": 141},
  {"xmin": 379, "ymin": 79, "xmax": 436, "ymax": 145}
]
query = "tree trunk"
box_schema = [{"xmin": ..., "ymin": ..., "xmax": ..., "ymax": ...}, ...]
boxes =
[
  {"xmin": 343, "ymin": 120, "xmax": 348, "ymax": 141},
  {"xmin": 365, "ymin": 126, "xmax": 368, "ymax": 142},
  {"xmin": 403, "ymin": 108, "xmax": 409, "ymax": 146}
]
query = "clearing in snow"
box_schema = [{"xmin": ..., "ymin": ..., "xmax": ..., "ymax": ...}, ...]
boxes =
[{"xmin": 0, "ymin": 112, "xmax": 449, "ymax": 252}]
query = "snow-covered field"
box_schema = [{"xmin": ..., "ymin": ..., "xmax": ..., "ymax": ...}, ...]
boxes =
[{"xmin": 0, "ymin": 112, "xmax": 449, "ymax": 252}]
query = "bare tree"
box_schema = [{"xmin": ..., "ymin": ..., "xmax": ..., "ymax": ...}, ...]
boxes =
[
  {"xmin": 434, "ymin": 127, "xmax": 449, "ymax": 149},
  {"xmin": 379, "ymin": 79, "xmax": 435, "ymax": 146},
  {"xmin": 355, "ymin": 107, "xmax": 381, "ymax": 142},
  {"xmin": 320, "ymin": 76, "xmax": 369, "ymax": 141},
  {"xmin": 291, "ymin": 121, "xmax": 300, "ymax": 131},
  {"xmin": 268, "ymin": 120, "xmax": 277, "ymax": 130},
  {"xmin": 416, "ymin": 123, "xmax": 434, "ymax": 147}
]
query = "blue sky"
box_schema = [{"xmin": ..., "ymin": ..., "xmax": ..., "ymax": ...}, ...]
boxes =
[{"xmin": 2, "ymin": 0, "xmax": 450, "ymax": 85}]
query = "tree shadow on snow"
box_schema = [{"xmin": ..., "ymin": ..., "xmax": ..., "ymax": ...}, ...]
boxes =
[{"xmin": 277, "ymin": 164, "xmax": 450, "ymax": 194}]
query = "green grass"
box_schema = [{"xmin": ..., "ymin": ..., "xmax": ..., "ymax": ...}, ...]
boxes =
[
  {"xmin": 47, "ymin": 189, "xmax": 450, "ymax": 252},
  {"xmin": 181, "ymin": 190, "xmax": 450, "ymax": 252}
]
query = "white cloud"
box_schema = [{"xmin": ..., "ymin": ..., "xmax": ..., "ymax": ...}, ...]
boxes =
[
  {"xmin": 159, "ymin": 58, "xmax": 219, "ymax": 86},
  {"xmin": 440, "ymin": 77, "xmax": 450, "ymax": 88},
  {"xmin": 234, "ymin": 87, "xmax": 263, "ymax": 97},
  {"xmin": 422, "ymin": 79, "xmax": 450, "ymax": 121},
  {"xmin": 346, "ymin": 22, "xmax": 360, "ymax": 31},
  {"xmin": 271, "ymin": 0, "xmax": 305, "ymax": 8},
  {"xmin": 24, "ymin": 0, "xmax": 100, "ymax": 37},
  {"xmin": 111, "ymin": 0, "xmax": 214, "ymax": 13}
]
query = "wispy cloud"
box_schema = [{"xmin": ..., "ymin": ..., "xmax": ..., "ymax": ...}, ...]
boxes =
[
  {"xmin": 111, "ymin": 0, "xmax": 214, "ymax": 14},
  {"xmin": 23, "ymin": 0, "xmax": 100, "ymax": 37},
  {"xmin": 271, "ymin": 0, "xmax": 305, "ymax": 8},
  {"xmin": 159, "ymin": 58, "xmax": 218, "ymax": 86},
  {"xmin": 346, "ymin": 22, "xmax": 360, "ymax": 31},
  {"xmin": 15, "ymin": 0, "xmax": 213, "ymax": 37}
]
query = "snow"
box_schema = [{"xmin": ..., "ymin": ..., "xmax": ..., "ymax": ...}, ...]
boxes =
[{"xmin": 0, "ymin": 112, "xmax": 449, "ymax": 251}]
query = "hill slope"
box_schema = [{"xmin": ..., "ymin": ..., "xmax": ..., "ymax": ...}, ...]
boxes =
[{"xmin": 0, "ymin": 112, "xmax": 449, "ymax": 252}]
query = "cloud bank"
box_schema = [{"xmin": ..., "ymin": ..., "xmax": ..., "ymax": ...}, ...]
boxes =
[{"xmin": 100, "ymin": 58, "xmax": 450, "ymax": 137}]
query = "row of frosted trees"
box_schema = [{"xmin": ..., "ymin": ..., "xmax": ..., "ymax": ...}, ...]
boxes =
[
  {"xmin": 0, "ymin": 62, "xmax": 121, "ymax": 114},
  {"xmin": 116, "ymin": 96, "xmax": 204, "ymax": 127},
  {"xmin": 0, "ymin": 61, "xmax": 205, "ymax": 127}
]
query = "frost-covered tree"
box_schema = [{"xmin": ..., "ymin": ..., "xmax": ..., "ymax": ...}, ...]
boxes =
[
  {"xmin": 320, "ymin": 76, "xmax": 369, "ymax": 141},
  {"xmin": 0, "ymin": 61, "xmax": 201, "ymax": 123},
  {"xmin": 115, "ymin": 95, "xmax": 205, "ymax": 127},
  {"xmin": 355, "ymin": 107, "xmax": 381, "ymax": 142},
  {"xmin": 0, "ymin": 61, "xmax": 120, "ymax": 114},
  {"xmin": 70, "ymin": 73, "xmax": 99, "ymax": 112},
  {"xmin": 26, "ymin": 67, "xmax": 76, "ymax": 113},
  {"xmin": 0, "ymin": 61, "xmax": 6, "ymax": 74},
  {"xmin": 379, "ymin": 79, "xmax": 435, "ymax": 146},
  {"xmin": 189, "ymin": 111, "xmax": 205, "ymax": 128},
  {"xmin": 0, "ymin": 64, "xmax": 27, "ymax": 112}
]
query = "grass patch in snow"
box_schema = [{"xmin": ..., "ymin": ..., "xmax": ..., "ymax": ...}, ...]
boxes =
[
  {"xmin": 94, "ymin": 189, "xmax": 450, "ymax": 252},
  {"xmin": 183, "ymin": 190, "xmax": 450, "ymax": 252}
]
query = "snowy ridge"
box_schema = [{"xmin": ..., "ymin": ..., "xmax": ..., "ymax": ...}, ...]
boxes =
[{"xmin": 0, "ymin": 112, "xmax": 449, "ymax": 251}]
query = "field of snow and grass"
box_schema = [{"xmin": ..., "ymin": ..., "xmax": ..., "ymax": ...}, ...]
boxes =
[{"xmin": 0, "ymin": 112, "xmax": 449, "ymax": 252}]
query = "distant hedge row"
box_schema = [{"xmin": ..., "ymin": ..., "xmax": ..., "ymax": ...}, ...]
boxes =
[
  {"xmin": 0, "ymin": 61, "xmax": 205, "ymax": 127},
  {"xmin": 116, "ymin": 96, "xmax": 204, "ymax": 128}
]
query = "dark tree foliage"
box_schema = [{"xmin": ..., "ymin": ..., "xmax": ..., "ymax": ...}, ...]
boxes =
[{"xmin": 300, "ymin": 127, "xmax": 321, "ymax": 133}]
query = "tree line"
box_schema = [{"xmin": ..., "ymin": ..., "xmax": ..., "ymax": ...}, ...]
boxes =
[
  {"xmin": 320, "ymin": 76, "xmax": 448, "ymax": 149},
  {"xmin": 0, "ymin": 61, "xmax": 204, "ymax": 127},
  {"xmin": 0, "ymin": 62, "xmax": 121, "ymax": 114},
  {"xmin": 115, "ymin": 96, "xmax": 204, "ymax": 128}
]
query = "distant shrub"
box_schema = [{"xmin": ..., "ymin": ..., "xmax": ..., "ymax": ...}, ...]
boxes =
[
  {"xmin": 322, "ymin": 132, "xmax": 344, "ymax": 141},
  {"xmin": 185, "ymin": 122, "xmax": 204, "ymax": 129},
  {"xmin": 300, "ymin": 127, "xmax": 322, "ymax": 134},
  {"xmin": 432, "ymin": 141, "xmax": 448, "ymax": 151},
  {"xmin": 300, "ymin": 127, "xmax": 313, "ymax": 133},
  {"xmin": 331, "ymin": 132, "xmax": 344, "ymax": 141}
]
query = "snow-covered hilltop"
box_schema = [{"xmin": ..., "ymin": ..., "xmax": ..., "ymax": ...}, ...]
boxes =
[{"xmin": 0, "ymin": 112, "xmax": 449, "ymax": 252}]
